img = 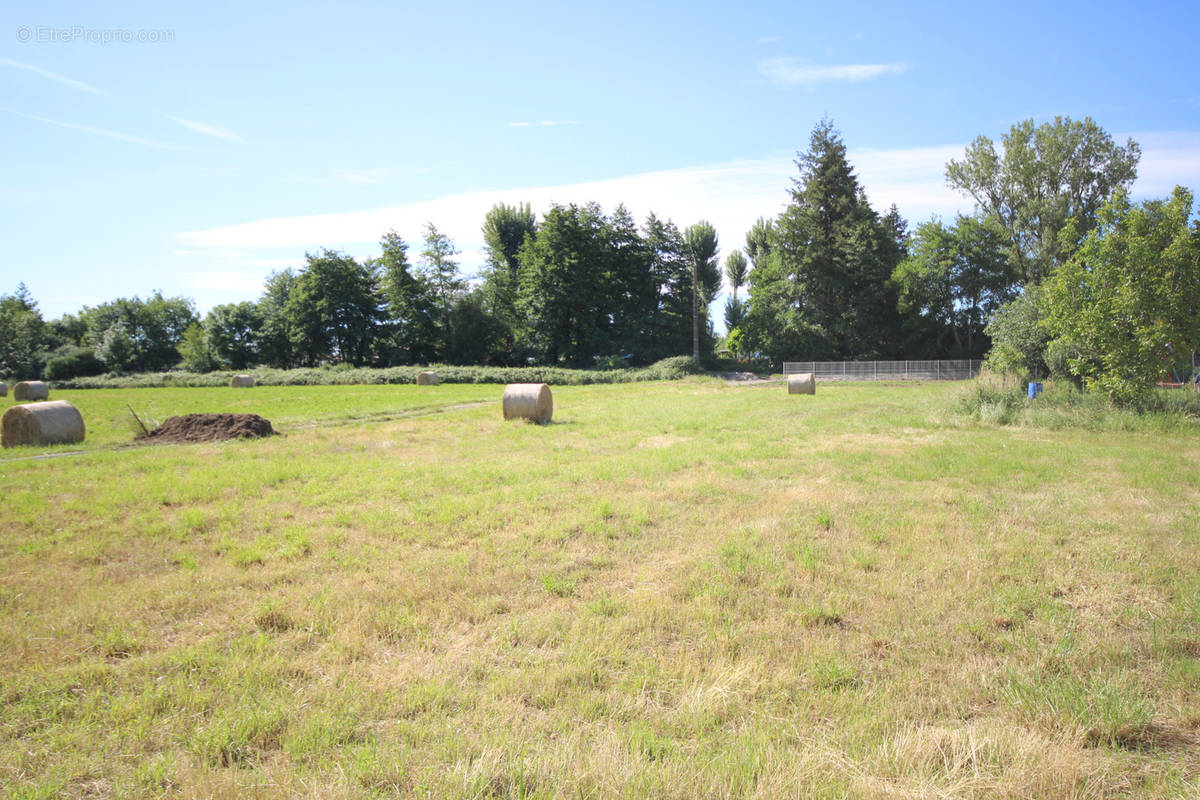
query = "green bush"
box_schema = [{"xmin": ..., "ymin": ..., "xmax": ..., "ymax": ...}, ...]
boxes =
[
  {"xmin": 49, "ymin": 357, "xmax": 714, "ymax": 390},
  {"xmin": 957, "ymin": 371, "xmax": 1200, "ymax": 431},
  {"xmin": 44, "ymin": 346, "xmax": 106, "ymax": 381}
]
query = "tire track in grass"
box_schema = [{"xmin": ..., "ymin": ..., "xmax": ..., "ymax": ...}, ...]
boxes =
[{"xmin": 0, "ymin": 401, "xmax": 493, "ymax": 463}]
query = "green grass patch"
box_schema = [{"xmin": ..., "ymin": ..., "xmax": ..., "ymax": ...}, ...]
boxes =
[{"xmin": 1, "ymin": 378, "xmax": 1197, "ymax": 797}]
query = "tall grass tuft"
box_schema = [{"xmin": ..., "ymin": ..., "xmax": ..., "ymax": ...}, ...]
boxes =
[
  {"xmin": 957, "ymin": 370, "xmax": 1200, "ymax": 431},
  {"xmin": 50, "ymin": 356, "xmax": 709, "ymax": 390}
]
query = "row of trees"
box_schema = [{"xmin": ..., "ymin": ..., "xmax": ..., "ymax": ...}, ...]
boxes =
[
  {"xmin": 1, "ymin": 208, "xmax": 725, "ymax": 377},
  {"xmin": 5, "ymin": 114, "xmax": 1195, "ymax": 404},
  {"xmin": 722, "ymin": 115, "xmax": 1196, "ymax": 403}
]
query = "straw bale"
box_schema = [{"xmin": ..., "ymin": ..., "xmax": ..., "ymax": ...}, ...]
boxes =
[
  {"xmin": 787, "ymin": 372, "xmax": 816, "ymax": 395},
  {"xmin": 13, "ymin": 381, "xmax": 49, "ymax": 401},
  {"xmin": 502, "ymin": 383, "xmax": 553, "ymax": 423},
  {"xmin": 230, "ymin": 374, "xmax": 255, "ymax": 388},
  {"xmin": 417, "ymin": 371, "xmax": 440, "ymax": 386},
  {"xmin": 2, "ymin": 400, "xmax": 86, "ymax": 448}
]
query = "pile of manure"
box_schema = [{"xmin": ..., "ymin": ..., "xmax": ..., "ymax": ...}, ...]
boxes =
[{"xmin": 137, "ymin": 413, "xmax": 277, "ymax": 444}]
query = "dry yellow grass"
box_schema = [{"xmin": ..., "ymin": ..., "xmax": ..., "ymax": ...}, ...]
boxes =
[{"xmin": 0, "ymin": 380, "xmax": 1197, "ymax": 798}]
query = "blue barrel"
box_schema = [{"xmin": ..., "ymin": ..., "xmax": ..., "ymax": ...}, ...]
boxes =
[{"xmin": 1027, "ymin": 382, "xmax": 1043, "ymax": 399}]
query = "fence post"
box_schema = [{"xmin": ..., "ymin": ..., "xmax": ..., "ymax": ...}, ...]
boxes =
[{"xmin": 937, "ymin": 361, "xmax": 941, "ymax": 380}]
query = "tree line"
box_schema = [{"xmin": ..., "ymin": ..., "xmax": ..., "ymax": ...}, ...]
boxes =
[
  {"xmin": 1, "ymin": 207, "xmax": 723, "ymax": 379},
  {"xmin": 3, "ymin": 114, "xmax": 1196, "ymax": 403}
]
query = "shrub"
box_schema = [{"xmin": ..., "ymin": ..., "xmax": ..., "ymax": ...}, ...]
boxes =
[
  {"xmin": 44, "ymin": 346, "xmax": 106, "ymax": 381},
  {"xmin": 49, "ymin": 358, "xmax": 716, "ymax": 390}
]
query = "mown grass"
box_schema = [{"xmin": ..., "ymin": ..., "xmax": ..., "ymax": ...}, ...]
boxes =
[
  {"xmin": 1, "ymin": 379, "xmax": 1198, "ymax": 798},
  {"xmin": 0, "ymin": 383, "xmax": 501, "ymax": 452}
]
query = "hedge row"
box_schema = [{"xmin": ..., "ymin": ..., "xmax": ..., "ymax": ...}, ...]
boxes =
[{"xmin": 49, "ymin": 356, "xmax": 708, "ymax": 389}]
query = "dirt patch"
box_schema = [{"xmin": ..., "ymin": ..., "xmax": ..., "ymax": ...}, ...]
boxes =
[{"xmin": 137, "ymin": 413, "xmax": 278, "ymax": 444}]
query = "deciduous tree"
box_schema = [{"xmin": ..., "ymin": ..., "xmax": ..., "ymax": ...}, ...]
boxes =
[
  {"xmin": 946, "ymin": 116, "xmax": 1140, "ymax": 285},
  {"xmin": 683, "ymin": 221, "xmax": 720, "ymax": 360},
  {"xmin": 1042, "ymin": 187, "xmax": 1200, "ymax": 404}
]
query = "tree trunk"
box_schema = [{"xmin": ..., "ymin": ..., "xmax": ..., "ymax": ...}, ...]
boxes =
[{"xmin": 692, "ymin": 261, "xmax": 700, "ymax": 360}]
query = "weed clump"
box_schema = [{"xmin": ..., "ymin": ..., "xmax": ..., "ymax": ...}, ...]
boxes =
[{"xmin": 956, "ymin": 371, "xmax": 1200, "ymax": 430}]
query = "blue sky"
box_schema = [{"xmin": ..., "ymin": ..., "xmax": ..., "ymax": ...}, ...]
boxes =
[{"xmin": 2, "ymin": 0, "xmax": 1198, "ymax": 322}]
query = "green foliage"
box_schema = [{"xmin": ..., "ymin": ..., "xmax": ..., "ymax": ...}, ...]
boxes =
[
  {"xmin": 480, "ymin": 203, "xmax": 535, "ymax": 332},
  {"xmin": 723, "ymin": 295, "xmax": 746, "ymax": 331},
  {"xmin": 50, "ymin": 356, "xmax": 710, "ymax": 389},
  {"xmin": 203, "ymin": 302, "xmax": 261, "ymax": 369},
  {"xmin": 0, "ymin": 283, "xmax": 46, "ymax": 379},
  {"xmin": 516, "ymin": 203, "xmax": 699, "ymax": 366},
  {"xmin": 178, "ymin": 323, "xmax": 220, "ymax": 373},
  {"xmin": 893, "ymin": 215, "xmax": 1016, "ymax": 358},
  {"xmin": 444, "ymin": 290, "xmax": 511, "ymax": 365},
  {"xmin": 1042, "ymin": 187, "xmax": 1200, "ymax": 405},
  {"xmin": 80, "ymin": 292, "xmax": 198, "ymax": 373},
  {"xmin": 255, "ymin": 269, "xmax": 298, "ymax": 368},
  {"xmin": 743, "ymin": 120, "xmax": 905, "ymax": 364},
  {"xmin": 957, "ymin": 372, "xmax": 1200, "ymax": 429},
  {"xmin": 373, "ymin": 230, "xmax": 438, "ymax": 365},
  {"xmin": 94, "ymin": 320, "xmax": 136, "ymax": 373},
  {"xmin": 984, "ymin": 287, "xmax": 1051, "ymax": 379},
  {"xmin": 683, "ymin": 221, "xmax": 721, "ymax": 359},
  {"xmin": 286, "ymin": 250, "xmax": 385, "ymax": 366},
  {"xmin": 419, "ymin": 223, "xmax": 466, "ymax": 356},
  {"xmin": 724, "ymin": 249, "xmax": 749, "ymax": 295},
  {"xmin": 946, "ymin": 116, "xmax": 1140, "ymax": 284},
  {"xmin": 43, "ymin": 345, "xmax": 105, "ymax": 381},
  {"xmin": 744, "ymin": 217, "xmax": 775, "ymax": 269}
]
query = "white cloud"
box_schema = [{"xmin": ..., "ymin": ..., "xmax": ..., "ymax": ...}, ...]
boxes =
[
  {"xmin": 164, "ymin": 114, "xmax": 244, "ymax": 142},
  {"xmin": 174, "ymin": 133, "xmax": 1200, "ymax": 301},
  {"xmin": 1125, "ymin": 131, "xmax": 1200, "ymax": 197},
  {"xmin": 757, "ymin": 58, "xmax": 908, "ymax": 86},
  {"xmin": 757, "ymin": 36, "xmax": 782, "ymax": 45},
  {"xmin": 1, "ymin": 107, "xmax": 176, "ymax": 149},
  {"xmin": 174, "ymin": 147, "xmax": 970, "ymax": 277},
  {"xmin": 0, "ymin": 56, "xmax": 106, "ymax": 95}
]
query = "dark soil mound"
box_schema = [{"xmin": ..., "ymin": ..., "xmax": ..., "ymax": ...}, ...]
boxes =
[{"xmin": 138, "ymin": 413, "xmax": 277, "ymax": 444}]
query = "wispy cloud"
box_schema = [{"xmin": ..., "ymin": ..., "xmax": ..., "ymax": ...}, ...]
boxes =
[
  {"xmin": 507, "ymin": 120, "xmax": 578, "ymax": 128},
  {"xmin": 757, "ymin": 36, "xmax": 782, "ymax": 45},
  {"xmin": 164, "ymin": 114, "xmax": 244, "ymax": 143},
  {"xmin": 757, "ymin": 58, "xmax": 908, "ymax": 86},
  {"xmin": 1, "ymin": 107, "xmax": 176, "ymax": 149},
  {"xmin": 174, "ymin": 133, "xmax": 1200, "ymax": 300},
  {"xmin": 0, "ymin": 56, "xmax": 107, "ymax": 95},
  {"xmin": 174, "ymin": 147, "xmax": 970, "ymax": 264}
]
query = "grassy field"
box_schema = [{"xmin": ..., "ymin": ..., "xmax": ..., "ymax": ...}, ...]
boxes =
[{"xmin": 1, "ymin": 379, "xmax": 1198, "ymax": 798}]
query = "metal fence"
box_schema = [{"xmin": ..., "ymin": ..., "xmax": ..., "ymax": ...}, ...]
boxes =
[{"xmin": 782, "ymin": 360, "xmax": 982, "ymax": 381}]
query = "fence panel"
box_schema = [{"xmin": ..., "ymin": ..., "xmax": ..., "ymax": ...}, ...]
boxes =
[{"xmin": 781, "ymin": 360, "xmax": 981, "ymax": 381}]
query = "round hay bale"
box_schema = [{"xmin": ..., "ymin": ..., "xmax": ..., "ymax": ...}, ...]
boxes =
[
  {"xmin": 2, "ymin": 400, "xmax": 86, "ymax": 448},
  {"xmin": 230, "ymin": 374, "xmax": 255, "ymax": 388},
  {"xmin": 0, "ymin": 381, "xmax": 7, "ymax": 398},
  {"xmin": 416, "ymin": 370, "xmax": 440, "ymax": 386},
  {"xmin": 13, "ymin": 381, "xmax": 49, "ymax": 402},
  {"xmin": 787, "ymin": 372, "xmax": 816, "ymax": 395},
  {"xmin": 502, "ymin": 383, "xmax": 553, "ymax": 424}
]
